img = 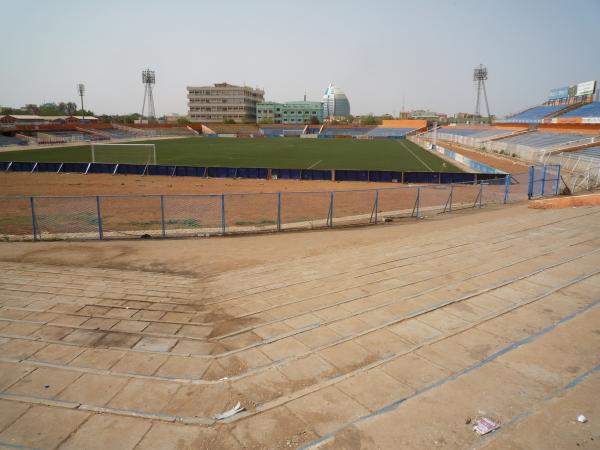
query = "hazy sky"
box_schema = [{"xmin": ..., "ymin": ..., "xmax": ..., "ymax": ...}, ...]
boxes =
[{"xmin": 1, "ymin": 0, "xmax": 599, "ymax": 117}]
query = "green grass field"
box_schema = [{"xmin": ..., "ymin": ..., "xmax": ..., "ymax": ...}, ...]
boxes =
[{"xmin": 0, "ymin": 137, "xmax": 462, "ymax": 172}]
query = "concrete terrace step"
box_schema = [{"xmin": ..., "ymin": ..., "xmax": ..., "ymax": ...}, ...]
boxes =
[{"xmin": 0, "ymin": 204, "xmax": 599, "ymax": 449}]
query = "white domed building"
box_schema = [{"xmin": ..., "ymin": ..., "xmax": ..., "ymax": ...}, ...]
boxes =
[{"xmin": 322, "ymin": 83, "xmax": 351, "ymax": 119}]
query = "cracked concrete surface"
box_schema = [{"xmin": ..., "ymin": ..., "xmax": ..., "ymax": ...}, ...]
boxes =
[{"xmin": 0, "ymin": 203, "xmax": 599, "ymax": 449}]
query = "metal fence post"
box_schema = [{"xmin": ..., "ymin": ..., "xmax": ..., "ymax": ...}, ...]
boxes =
[
  {"xmin": 446, "ymin": 185, "xmax": 454, "ymax": 213},
  {"xmin": 160, "ymin": 195, "xmax": 166, "ymax": 238},
  {"xmin": 503, "ymin": 175, "xmax": 510, "ymax": 204},
  {"xmin": 473, "ymin": 183, "xmax": 481, "ymax": 208},
  {"xmin": 374, "ymin": 190, "xmax": 379, "ymax": 223},
  {"xmin": 277, "ymin": 192, "xmax": 282, "ymax": 231},
  {"xmin": 30, "ymin": 196, "xmax": 38, "ymax": 241},
  {"xmin": 479, "ymin": 183, "xmax": 484, "ymax": 208},
  {"xmin": 96, "ymin": 196, "xmax": 103, "ymax": 240},
  {"xmin": 540, "ymin": 165, "xmax": 547, "ymax": 196},
  {"xmin": 412, "ymin": 187, "xmax": 420, "ymax": 219},
  {"xmin": 528, "ymin": 166, "xmax": 534, "ymax": 199},
  {"xmin": 328, "ymin": 192, "xmax": 335, "ymax": 227},
  {"xmin": 221, "ymin": 194, "xmax": 226, "ymax": 235},
  {"xmin": 554, "ymin": 165, "xmax": 561, "ymax": 195}
]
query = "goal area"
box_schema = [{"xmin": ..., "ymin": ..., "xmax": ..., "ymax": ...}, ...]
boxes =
[{"xmin": 90, "ymin": 143, "xmax": 157, "ymax": 165}]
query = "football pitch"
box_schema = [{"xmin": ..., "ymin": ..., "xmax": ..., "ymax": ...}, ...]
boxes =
[{"xmin": 0, "ymin": 137, "xmax": 462, "ymax": 172}]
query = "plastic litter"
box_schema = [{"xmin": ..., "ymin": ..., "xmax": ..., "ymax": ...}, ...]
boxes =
[
  {"xmin": 473, "ymin": 417, "xmax": 500, "ymax": 435},
  {"xmin": 577, "ymin": 415, "xmax": 588, "ymax": 423},
  {"xmin": 214, "ymin": 402, "xmax": 245, "ymax": 420}
]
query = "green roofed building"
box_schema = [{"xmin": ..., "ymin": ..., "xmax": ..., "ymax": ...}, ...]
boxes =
[{"xmin": 257, "ymin": 100, "xmax": 323, "ymax": 124}]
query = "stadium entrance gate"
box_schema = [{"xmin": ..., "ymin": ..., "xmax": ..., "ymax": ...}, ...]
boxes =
[{"xmin": 528, "ymin": 165, "xmax": 561, "ymax": 198}]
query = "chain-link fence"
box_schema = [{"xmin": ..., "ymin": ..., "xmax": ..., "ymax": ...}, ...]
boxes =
[
  {"xmin": 0, "ymin": 173, "xmax": 534, "ymax": 241},
  {"xmin": 528, "ymin": 165, "xmax": 561, "ymax": 198}
]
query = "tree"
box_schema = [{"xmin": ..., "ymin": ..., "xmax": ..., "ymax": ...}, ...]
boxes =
[
  {"xmin": 258, "ymin": 118, "xmax": 274, "ymax": 124},
  {"xmin": 0, "ymin": 106, "xmax": 20, "ymax": 115},
  {"xmin": 73, "ymin": 108, "xmax": 95, "ymax": 117},
  {"xmin": 309, "ymin": 116, "xmax": 320, "ymax": 125},
  {"xmin": 24, "ymin": 104, "xmax": 39, "ymax": 115},
  {"xmin": 65, "ymin": 102, "xmax": 77, "ymax": 115},
  {"xmin": 223, "ymin": 118, "xmax": 236, "ymax": 124},
  {"xmin": 360, "ymin": 114, "xmax": 380, "ymax": 125},
  {"xmin": 38, "ymin": 103, "xmax": 58, "ymax": 115},
  {"xmin": 177, "ymin": 118, "xmax": 191, "ymax": 124}
]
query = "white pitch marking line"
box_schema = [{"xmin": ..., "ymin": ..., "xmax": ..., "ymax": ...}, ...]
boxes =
[
  {"xmin": 306, "ymin": 160, "xmax": 322, "ymax": 170},
  {"xmin": 398, "ymin": 140, "xmax": 434, "ymax": 172}
]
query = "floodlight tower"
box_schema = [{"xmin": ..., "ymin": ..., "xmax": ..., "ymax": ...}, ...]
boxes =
[
  {"xmin": 473, "ymin": 64, "xmax": 491, "ymax": 121},
  {"xmin": 77, "ymin": 83, "xmax": 85, "ymax": 120},
  {"xmin": 141, "ymin": 69, "xmax": 156, "ymax": 123}
]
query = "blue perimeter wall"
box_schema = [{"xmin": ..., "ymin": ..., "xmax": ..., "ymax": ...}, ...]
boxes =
[
  {"xmin": 428, "ymin": 143, "xmax": 506, "ymax": 175},
  {"xmin": 0, "ymin": 161, "xmax": 506, "ymax": 184}
]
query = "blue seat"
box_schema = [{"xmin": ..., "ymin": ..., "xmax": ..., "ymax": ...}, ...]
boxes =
[
  {"xmin": 500, "ymin": 132, "xmax": 589, "ymax": 148},
  {"xmin": 575, "ymin": 145, "xmax": 600, "ymax": 161},
  {"xmin": 560, "ymin": 102, "xmax": 600, "ymax": 118},
  {"xmin": 0, "ymin": 135, "xmax": 28, "ymax": 147},
  {"xmin": 366, "ymin": 127, "xmax": 414, "ymax": 137},
  {"xmin": 320, "ymin": 127, "xmax": 373, "ymax": 137},
  {"xmin": 436, "ymin": 127, "xmax": 514, "ymax": 140},
  {"xmin": 507, "ymin": 105, "xmax": 568, "ymax": 122}
]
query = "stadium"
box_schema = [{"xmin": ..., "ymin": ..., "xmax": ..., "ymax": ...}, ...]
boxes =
[{"xmin": 1, "ymin": 3, "xmax": 600, "ymax": 450}]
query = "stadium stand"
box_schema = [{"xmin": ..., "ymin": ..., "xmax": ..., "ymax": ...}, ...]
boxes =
[
  {"xmin": 497, "ymin": 131, "xmax": 590, "ymax": 148},
  {"xmin": 436, "ymin": 127, "xmax": 516, "ymax": 140},
  {"xmin": 143, "ymin": 127, "xmax": 196, "ymax": 137},
  {"xmin": 260, "ymin": 125, "xmax": 304, "ymax": 137},
  {"xmin": 282, "ymin": 129, "xmax": 304, "ymax": 137},
  {"xmin": 259, "ymin": 127, "xmax": 284, "ymax": 137},
  {"xmin": 203, "ymin": 123, "xmax": 259, "ymax": 136},
  {"xmin": 101, "ymin": 128, "xmax": 140, "ymax": 139},
  {"xmin": 573, "ymin": 145, "xmax": 600, "ymax": 161},
  {"xmin": 320, "ymin": 127, "xmax": 374, "ymax": 137},
  {"xmin": 0, "ymin": 135, "xmax": 28, "ymax": 147},
  {"xmin": 506, "ymin": 105, "xmax": 569, "ymax": 123},
  {"xmin": 559, "ymin": 102, "xmax": 600, "ymax": 118},
  {"xmin": 40, "ymin": 131, "xmax": 104, "ymax": 142},
  {"xmin": 367, "ymin": 127, "xmax": 415, "ymax": 138}
]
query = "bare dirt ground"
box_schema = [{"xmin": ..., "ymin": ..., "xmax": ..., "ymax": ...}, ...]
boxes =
[
  {"xmin": 0, "ymin": 203, "xmax": 599, "ymax": 449},
  {"xmin": 1, "ymin": 173, "xmax": 500, "ymax": 238},
  {"xmin": 0, "ymin": 172, "xmax": 398, "ymax": 196}
]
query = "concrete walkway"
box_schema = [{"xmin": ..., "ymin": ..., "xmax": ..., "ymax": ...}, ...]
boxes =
[{"xmin": 0, "ymin": 204, "xmax": 598, "ymax": 449}]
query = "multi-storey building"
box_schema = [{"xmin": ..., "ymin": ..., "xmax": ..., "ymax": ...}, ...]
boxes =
[
  {"xmin": 187, "ymin": 83, "xmax": 264, "ymax": 123},
  {"xmin": 322, "ymin": 84, "xmax": 351, "ymax": 119},
  {"xmin": 256, "ymin": 100, "xmax": 323, "ymax": 124}
]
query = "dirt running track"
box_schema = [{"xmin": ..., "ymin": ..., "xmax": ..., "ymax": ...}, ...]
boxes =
[
  {"xmin": 1, "ymin": 173, "xmax": 499, "ymax": 238},
  {"xmin": 0, "ymin": 172, "xmax": 399, "ymax": 196},
  {"xmin": 0, "ymin": 203, "xmax": 599, "ymax": 449}
]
